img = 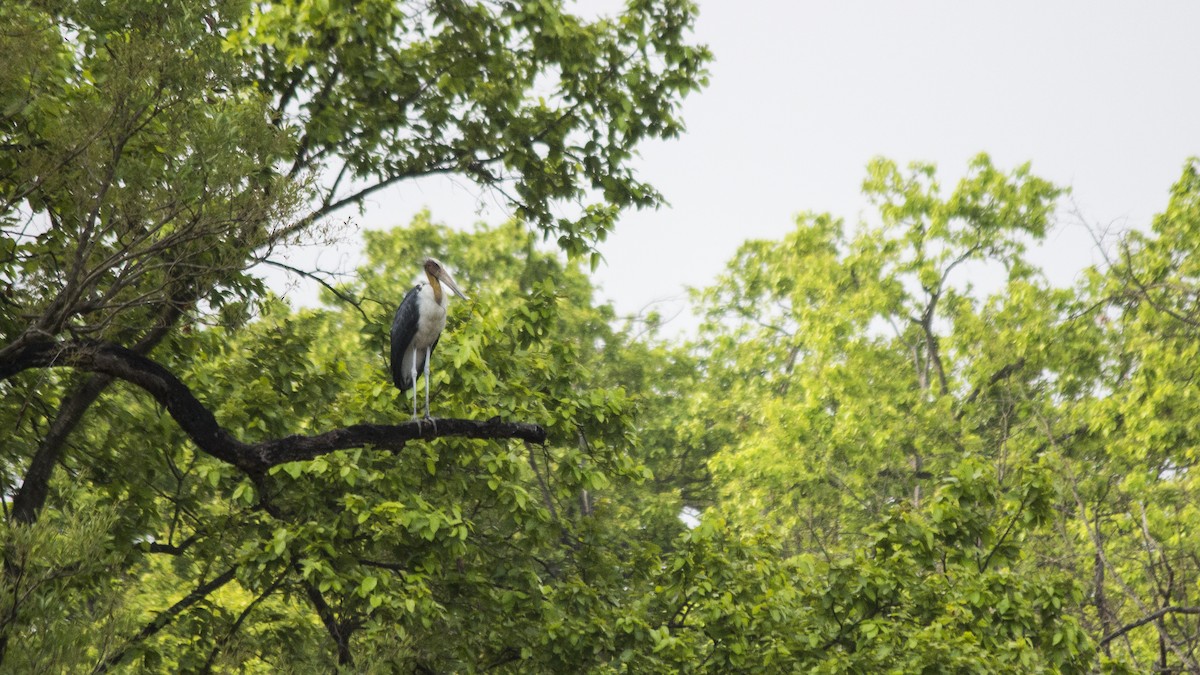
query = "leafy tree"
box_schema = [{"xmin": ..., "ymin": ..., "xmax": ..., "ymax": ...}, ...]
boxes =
[
  {"xmin": 1, "ymin": 0, "xmax": 707, "ymax": 667},
  {"xmin": 0, "ymin": 0, "xmax": 708, "ymax": 513},
  {"xmin": 1056, "ymin": 160, "xmax": 1200, "ymax": 670},
  {"xmin": 1, "ymin": 213, "xmax": 687, "ymax": 669},
  {"xmin": 689, "ymin": 155, "xmax": 1200, "ymax": 672},
  {"xmin": 639, "ymin": 459, "xmax": 1092, "ymax": 674},
  {"xmin": 233, "ymin": 0, "xmax": 710, "ymax": 258},
  {"xmin": 693, "ymin": 155, "xmax": 1063, "ymax": 546},
  {"xmin": 6, "ymin": 6, "xmax": 1198, "ymax": 666}
]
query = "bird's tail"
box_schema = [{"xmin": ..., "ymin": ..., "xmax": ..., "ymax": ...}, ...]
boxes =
[{"xmin": 393, "ymin": 364, "xmax": 413, "ymax": 391}]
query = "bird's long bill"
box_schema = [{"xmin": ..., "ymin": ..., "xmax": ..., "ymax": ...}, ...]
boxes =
[{"xmin": 438, "ymin": 269, "xmax": 469, "ymax": 300}]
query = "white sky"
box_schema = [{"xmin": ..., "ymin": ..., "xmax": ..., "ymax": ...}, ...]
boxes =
[{"xmin": 278, "ymin": 1, "xmax": 1200, "ymax": 336}]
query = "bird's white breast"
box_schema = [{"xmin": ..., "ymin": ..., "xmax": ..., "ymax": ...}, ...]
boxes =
[{"xmin": 411, "ymin": 283, "xmax": 448, "ymax": 349}]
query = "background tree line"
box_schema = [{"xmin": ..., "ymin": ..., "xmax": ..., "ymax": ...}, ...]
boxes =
[{"xmin": 3, "ymin": 0, "xmax": 1200, "ymax": 672}]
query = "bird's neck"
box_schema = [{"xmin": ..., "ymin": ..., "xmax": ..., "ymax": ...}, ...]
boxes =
[{"xmin": 426, "ymin": 272, "xmax": 444, "ymax": 304}]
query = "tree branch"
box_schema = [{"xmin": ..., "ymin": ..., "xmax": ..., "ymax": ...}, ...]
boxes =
[
  {"xmin": 956, "ymin": 357, "xmax": 1026, "ymax": 420},
  {"xmin": 2, "ymin": 339, "xmax": 547, "ymax": 475},
  {"xmin": 301, "ymin": 578, "xmax": 355, "ymax": 667},
  {"xmin": 10, "ymin": 374, "xmax": 111, "ymax": 524},
  {"xmin": 258, "ymin": 258, "xmax": 367, "ymax": 321},
  {"xmin": 10, "ymin": 301, "xmax": 186, "ymax": 525},
  {"xmin": 1099, "ymin": 607, "xmax": 1200, "ymax": 648},
  {"xmin": 93, "ymin": 567, "xmax": 237, "ymax": 674},
  {"xmin": 200, "ymin": 570, "xmax": 289, "ymax": 674},
  {"xmin": 1117, "ymin": 242, "xmax": 1200, "ymax": 328}
]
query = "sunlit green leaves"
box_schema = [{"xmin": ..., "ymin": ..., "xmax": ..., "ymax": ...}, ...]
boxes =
[{"xmin": 688, "ymin": 156, "xmax": 1200, "ymax": 671}]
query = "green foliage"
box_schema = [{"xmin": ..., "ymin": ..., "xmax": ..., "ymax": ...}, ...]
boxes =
[
  {"xmin": 501, "ymin": 458, "xmax": 1090, "ymax": 673},
  {"xmin": 5, "ymin": 29, "xmax": 1200, "ymax": 666},
  {"xmin": 225, "ymin": 0, "xmax": 710, "ymax": 256},
  {"xmin": 0, "ymin": 494, "xmax": 132, "ymax": 673},
  {"xmin": 689, "ymin": 155, "xmax": 1200, "ymax": 672},
  {"xmin": 0, "ymin": 0, "xmax": 708, "ymax": 376},
  {"xmin": 2, "ymin": 184, "xmax": 1137, "ymax": 669},
  {"xmin": 694, "ymin": 155, "xmax": 1066, "ymax": 549},
  {"xmin": 1, "ymin": 0, "xmax": 298, "ymax": 344},
  {"xmin": 0, "ymin": 215, "xmax": 683, "ymax": 669},
  {"xmin": 2, "ymin": 0, "xmax": 709, "ymax": 666}
]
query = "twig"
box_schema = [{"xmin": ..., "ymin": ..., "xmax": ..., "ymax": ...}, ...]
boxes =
[{"xmin": 259, "ymin": 258, "xmax": 367, "ymax": 320}]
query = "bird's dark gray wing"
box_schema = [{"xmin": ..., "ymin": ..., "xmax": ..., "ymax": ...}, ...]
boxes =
[{"xmin": 390, "ymin": 284, "xmax": 423, "ymax": 389}]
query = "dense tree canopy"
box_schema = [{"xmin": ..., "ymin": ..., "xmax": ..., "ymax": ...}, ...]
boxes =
[
  {"xmin": 3, "ymin": 0, "xmax": 1200, "ymax": 671},
  {"xmin": 687, "ymin": 156, "xmax": 1200, "ymax": 672},
  {"xmin": 0, "ymin": 0, "xmax": 709, "ymax": 380},
  {"xmin": 1, "ymin": 218, "xmax": 675, "ymax": 671},
  {"xmin": 1, "ymin": 0, "xmax": 711, "ymax": 668}
]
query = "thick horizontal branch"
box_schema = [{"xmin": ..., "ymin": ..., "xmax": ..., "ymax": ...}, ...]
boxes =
[
  {"xmin": 253, "ymin": 418, "xmax": 548, "ymax": 467},
  {"xmin": 2, "ymin": 339, "xmax": 546, "ymax": 474}
]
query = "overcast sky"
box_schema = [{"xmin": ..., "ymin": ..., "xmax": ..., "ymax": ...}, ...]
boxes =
[{"xmin": 284, "ymin": 1, "xmax": 1200, "ymax": 335}]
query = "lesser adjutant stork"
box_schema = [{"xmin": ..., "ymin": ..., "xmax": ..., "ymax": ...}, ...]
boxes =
[{"xmin": 390, "ymin": 257, "xmax": 468, "ymax": 419}]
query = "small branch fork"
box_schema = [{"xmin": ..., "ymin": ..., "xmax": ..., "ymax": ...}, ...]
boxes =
[{"xmin": 1, "ymin": 339, "xmax": 546, "ymax": 475}]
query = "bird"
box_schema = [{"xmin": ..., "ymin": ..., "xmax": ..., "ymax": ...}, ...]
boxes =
[{"xmin": 390, "ymin": 257, "xmax": 469, "ymax": 420}]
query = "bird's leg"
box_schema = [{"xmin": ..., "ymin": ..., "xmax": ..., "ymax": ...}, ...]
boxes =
[
  {"xmin": 423, "ymin": 346, "xmax": 432, "ymax": 419},
  {"xmin": 423, "ymin": 348, "xmax": 438, "ymax": 434},
  {"xmin": 410, "ymin": 357, "xmax": 419, "ymax": 421}
]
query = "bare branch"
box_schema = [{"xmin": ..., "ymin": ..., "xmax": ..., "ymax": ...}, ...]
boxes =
[
  {"xmin": 200, "ymin": 570, "xmax": 289, "ymax": 674},
  {"xmin": 259, "ymin": 258, "xmax": 367, "ymax": 320},
  {"xmin": 2, "ymin": 339, "xmax": 547, "ymax": 475},
  {"xmin": 301, "ymin": 578, "xmax": 354, "ymax": 667},
  {"xmin": 1099, "ymin": 607, "xmax": 1200, "ymax": 649},
  {"xmin": 526, "ymin": 441, "xmax": 558, "ymax": 522},
  {"xmin": 1118, "ymin": 243, "xmax": 1200, "ymax": 328}
]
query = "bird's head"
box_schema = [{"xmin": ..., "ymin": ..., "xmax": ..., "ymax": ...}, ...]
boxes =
[{"xmin": 424, "ymin": 257, "xmax": 469, "ymax": 300}]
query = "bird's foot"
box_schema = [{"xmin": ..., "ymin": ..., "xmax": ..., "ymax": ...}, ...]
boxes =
[{"xmin": 411, "ymin": 414, "xmax": 437, "ymax": 435}]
